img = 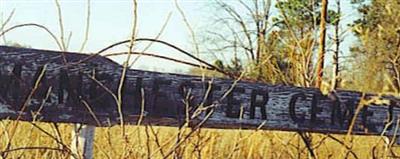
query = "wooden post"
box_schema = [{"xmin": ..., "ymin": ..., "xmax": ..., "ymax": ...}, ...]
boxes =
[{"xmin": 70, "ymin": 124, "xmax": 95, "ymax": 159}]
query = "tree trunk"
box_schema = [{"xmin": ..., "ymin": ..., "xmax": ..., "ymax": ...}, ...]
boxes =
[
  {"xmin": 315, "ymin": 0, "xmax": 328, "ymax": 88},
  {"xmin": 332, "ymin": 0, "xmax": 341, "ymax": 90}
]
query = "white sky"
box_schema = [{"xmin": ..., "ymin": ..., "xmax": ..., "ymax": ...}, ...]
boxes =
[{"xmin": 0, "ymin": 0, "xmax": 211, "ymax": 73}]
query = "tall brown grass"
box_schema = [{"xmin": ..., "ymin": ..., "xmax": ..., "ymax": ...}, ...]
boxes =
[{"xmin": 1, "ymin": 120, "xmax": 399, "ymax": 159}]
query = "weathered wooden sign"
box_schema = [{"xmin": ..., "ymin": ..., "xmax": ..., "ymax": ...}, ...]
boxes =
[{"xmin": 0, "ymin": 45, "xmax": 400, "ymax": 137}]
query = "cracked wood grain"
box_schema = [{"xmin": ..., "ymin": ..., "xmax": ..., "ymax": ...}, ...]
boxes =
[{"xmin": 0, "ymin": 45, "xmax": 399, "ymax": 137}]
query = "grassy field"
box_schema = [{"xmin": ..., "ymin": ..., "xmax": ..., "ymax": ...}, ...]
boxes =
[{"xmin": 1, "ymin": 120, "xmax": 399, "ymax": 159}]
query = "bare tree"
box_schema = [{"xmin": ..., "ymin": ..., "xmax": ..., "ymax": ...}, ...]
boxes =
[{"xmin": 201, "ymin": 0, "xmax": 273, "ymax": 79}]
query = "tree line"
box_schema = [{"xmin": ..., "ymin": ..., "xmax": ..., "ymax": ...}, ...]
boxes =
[{"xmin": 190, "ymin": 0, "xmax": 399, "ymax": 95}]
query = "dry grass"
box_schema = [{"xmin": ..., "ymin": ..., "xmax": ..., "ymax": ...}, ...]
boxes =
[{"xmin": 1, "ymin": 120, "xmax": 399, "ymax": 159}]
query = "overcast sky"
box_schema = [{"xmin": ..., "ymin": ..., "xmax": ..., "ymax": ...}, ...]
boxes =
[{"xmin": 0, "ymin": 0, "xmax": 212, "ymax": 73}]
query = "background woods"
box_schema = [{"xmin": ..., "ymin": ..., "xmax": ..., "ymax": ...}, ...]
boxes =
[
  {"xmin": 348, "ymin": 0, "xmax": 400, "ymax": 93},
  {"xmin": 195, "ymin": 0, "xmax": 341, "ymax": 88},
  {"xmin": 196, "ymin": 0, "xmax": 398, "ymax": 94}
]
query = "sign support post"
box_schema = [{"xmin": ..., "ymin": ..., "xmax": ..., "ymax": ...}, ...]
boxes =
[{"xmin": 70, "ymin": 124, "xmax": 95, "ymax": 159}]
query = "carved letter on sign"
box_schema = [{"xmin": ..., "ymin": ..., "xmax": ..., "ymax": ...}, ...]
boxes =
[
  {"xmin": 226, "ymin": 87, "xmax": 245, "ymax": 118},
  {"xmin": 289, "ymin": 93, "xmax": 306, "ymax": 123},
  {"xmin": 250, "ymin": 89, "xmax": 268, "ymax": 120}
]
